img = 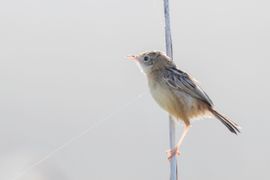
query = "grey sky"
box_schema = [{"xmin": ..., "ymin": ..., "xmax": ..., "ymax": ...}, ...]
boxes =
[{"xmin": 0, "ymin": 0, "xmax": 269, "ymax": 179}]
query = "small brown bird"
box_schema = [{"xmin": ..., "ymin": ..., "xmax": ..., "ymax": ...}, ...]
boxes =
[{"xmin": 128, "ymin": 51, "xmax": 240, "ymax": 160}]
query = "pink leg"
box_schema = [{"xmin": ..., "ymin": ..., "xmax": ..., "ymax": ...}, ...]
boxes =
[{"xmin": 167, "ymin": 124, "xmax": 190, "ymax": 160}]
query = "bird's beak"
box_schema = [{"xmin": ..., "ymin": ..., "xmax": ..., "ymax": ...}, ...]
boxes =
[{"xmin": 127, "ymin": 55, "xmax": 138, "ymax": 61}]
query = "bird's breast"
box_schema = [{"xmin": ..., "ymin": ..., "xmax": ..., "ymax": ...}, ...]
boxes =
[
  {"xmin": 148, "ymin": 78, "xmax": 209, "ymax": 122},
  {"xmin": 148, "ymin": 80, "xmax": 185, "ymax": 119},
  {"xmin": 149, "ymin": 82, "xmax": 174, "ymax": 110}
]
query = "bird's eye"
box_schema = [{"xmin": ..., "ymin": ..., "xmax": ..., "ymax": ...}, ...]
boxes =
[{"xmin": 143, "ymin": 56, "xmax": 150, "ymax": 62}]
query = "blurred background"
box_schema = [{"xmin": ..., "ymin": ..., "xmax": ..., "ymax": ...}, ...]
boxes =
[{"xmin": 0, "ymin": 0, "xmax": 269, "ymax": 179}]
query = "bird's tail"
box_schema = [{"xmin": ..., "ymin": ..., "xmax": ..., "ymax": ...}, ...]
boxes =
[{"xmin": 209, "ymin": 108, "xmax": 241, "ymax": 135}]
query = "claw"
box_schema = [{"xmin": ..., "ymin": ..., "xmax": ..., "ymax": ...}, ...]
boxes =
[{"xmin": 166, "ymin": 147, "xmax": 180, "ymax": 160}]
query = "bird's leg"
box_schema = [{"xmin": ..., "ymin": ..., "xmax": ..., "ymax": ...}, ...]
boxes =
[{"xmin": 167, "ymin": 124, "xmax": 190, "ymax": 160}]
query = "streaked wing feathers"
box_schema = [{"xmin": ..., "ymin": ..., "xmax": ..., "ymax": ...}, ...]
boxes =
[{"xmin": 163, "ymin": 67, "xmax": 213, "ymax": 106}]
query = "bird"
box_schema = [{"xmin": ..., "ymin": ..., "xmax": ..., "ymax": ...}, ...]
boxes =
[{"xmin": 128, "ymin": 50, "xmax": 240, "ymax": 160}]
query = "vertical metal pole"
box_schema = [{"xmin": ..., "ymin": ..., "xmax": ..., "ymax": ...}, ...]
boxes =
[{"xmin": 163, "ymin": 0, "xmax": 178, "ymax": 180}]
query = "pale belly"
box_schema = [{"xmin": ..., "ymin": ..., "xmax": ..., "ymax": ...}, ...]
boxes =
[{"xmin": 149, "ymin": 81, "xmax": 209, "ymax": 122}]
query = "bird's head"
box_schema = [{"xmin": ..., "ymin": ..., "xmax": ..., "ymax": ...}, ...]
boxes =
[{"xmin": 128, "ymin": 51, "xmax": 174, "ymax": 74}]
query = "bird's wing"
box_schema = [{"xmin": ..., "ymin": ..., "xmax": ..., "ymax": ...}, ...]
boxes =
[{"xmin": 163, "ymin": 67, "xmax": 213, "ymax": 106}]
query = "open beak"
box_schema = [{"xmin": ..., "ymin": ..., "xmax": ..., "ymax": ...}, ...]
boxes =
[{"xmin": 127, "ymin": 55, "xmax": 138, "ymax": 61}]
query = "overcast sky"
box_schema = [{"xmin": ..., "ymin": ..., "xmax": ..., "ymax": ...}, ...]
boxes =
[{"xmin": 0, "ymin": 0, "xmax": 269, "ymax": 179}]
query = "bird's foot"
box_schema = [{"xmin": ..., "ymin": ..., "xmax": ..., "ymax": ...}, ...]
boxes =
[{"xmin": 166, "ymin": 147, "xmax": 180, "ymax": 160}]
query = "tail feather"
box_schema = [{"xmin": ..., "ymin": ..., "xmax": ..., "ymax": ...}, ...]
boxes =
[{"xmin": 210, "ymin": 109, "xmax": 241, "ymax": 134}]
